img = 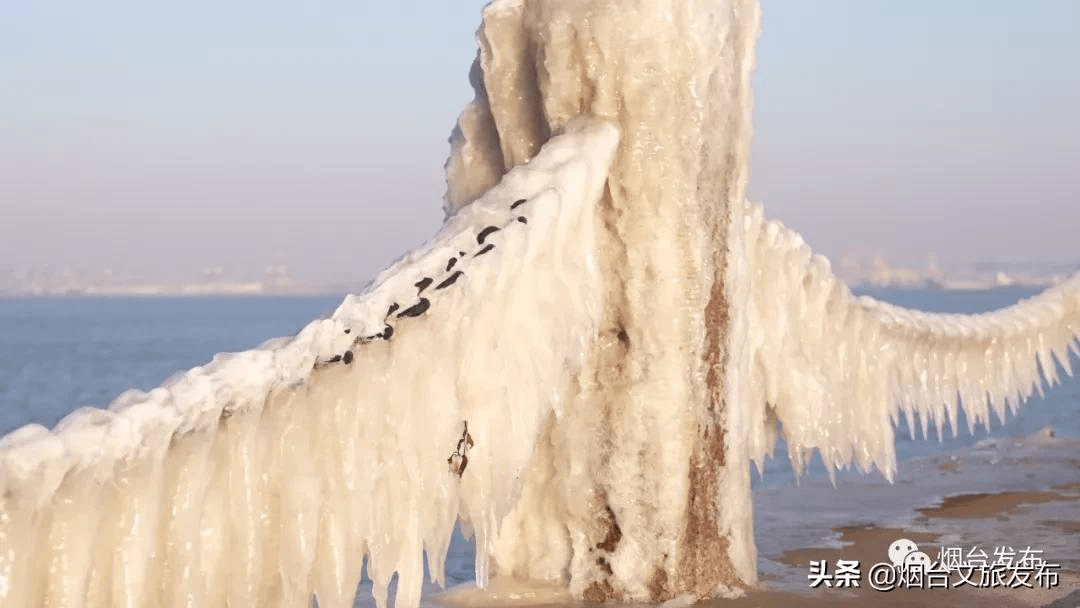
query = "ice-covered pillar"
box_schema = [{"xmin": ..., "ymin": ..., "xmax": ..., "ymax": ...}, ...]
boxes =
[{"xmin": 445, "ymin": 0, "xmax": 760, "ymax": 602}]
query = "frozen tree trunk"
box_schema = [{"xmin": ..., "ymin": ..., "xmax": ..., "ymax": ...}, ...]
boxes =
[{"xmin": 445, "ymin": 0, "xmax": 761, "ymax": 601}]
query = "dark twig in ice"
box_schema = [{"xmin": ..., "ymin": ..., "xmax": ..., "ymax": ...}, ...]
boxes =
[
  {"xmin": 448, "ymin": 420, "xmax": 474, "ymax": 477},
  {"xmin": 397, "ymin": 298, "xmax": 430, "ymax": 318},
  {"xmin": 435, "ymin": 271, "xmax": 463, "ymax": 290},
  {"xmin": 477, "ymin": 226, "xmax": 500, "ymax": 244}
]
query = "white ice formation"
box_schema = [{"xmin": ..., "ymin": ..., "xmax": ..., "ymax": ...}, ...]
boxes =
[
  {"xmin": 2, "ymin": 0, "xmax": 1079, "ymax": 607},
  {"xmin": 0, "ymin": 122, "xmax": 618, "ymax": 608},
  {"xmin": 734, "ymin": 200, "xmax": 1080, "ymax": 482}
]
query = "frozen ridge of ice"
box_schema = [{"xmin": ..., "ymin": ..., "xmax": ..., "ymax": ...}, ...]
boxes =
[
  {"xmin": 732, "ymin": 199, "xmax": 1080, "ymax": 483},
  {"xmin": 0, "ymin": 119, "xmax": 620, "ymax": 608}
]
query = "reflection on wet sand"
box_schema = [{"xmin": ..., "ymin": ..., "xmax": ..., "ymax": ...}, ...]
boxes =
[{"xmin": 742, "ymin": 429, "xmax": 1079, "ymax": 608}]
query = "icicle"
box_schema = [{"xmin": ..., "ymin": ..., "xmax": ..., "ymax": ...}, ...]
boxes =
[
  {"xmin": 0, "ymin": 119, "xmax": 619, "ymax": 608},
  {"xmin": 738, "ymin": 199, "xmax": 1080, "ymax": 480}
]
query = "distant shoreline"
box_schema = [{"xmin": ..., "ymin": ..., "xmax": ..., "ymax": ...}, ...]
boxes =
[
  {"xmin": 3, "ymin": 279, "xmax": 1065, "ymax": 300},
  {"xmin": 0, "ymin": 290, "xmax": 352, "ymax": 300}
]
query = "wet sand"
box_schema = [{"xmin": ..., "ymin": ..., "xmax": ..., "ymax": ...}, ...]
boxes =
[
  {"xmin": 757, "ymin": 517, "xmax": 1079, "ymax": 607},
  {"xmin": 442, "ymin": 494, "xmax": 1080, "ymax": 608},
  {"xmin": 915, "ymin": 489, "xmax": 1074, "ymax": 519},
  {"xmin": 740, "ymin": 430, "xmax": 1080, "ymax": 607}
]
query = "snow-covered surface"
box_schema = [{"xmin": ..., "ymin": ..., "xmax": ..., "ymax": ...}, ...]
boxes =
[{"xmin": 0, "ymin": 119, "xmax": 618, "ymax": 608}]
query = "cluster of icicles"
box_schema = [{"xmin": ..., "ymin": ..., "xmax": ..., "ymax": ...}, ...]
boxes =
[
  {"xmin": 732, "ymin": 199, "xmax": 1080, "ymax": 481},
  {"xmin": 0, "ymin": 122, "xmax": 618, "ymax": 608}
]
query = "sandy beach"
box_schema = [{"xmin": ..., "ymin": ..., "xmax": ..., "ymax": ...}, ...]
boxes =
[{"xmin": 729, "ymin": 428, "xmax": 1080, "ymax": 608}]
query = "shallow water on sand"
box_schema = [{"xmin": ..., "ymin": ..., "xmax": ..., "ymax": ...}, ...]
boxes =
[{"xmin": 1, "ymin": 288, "xmax": 1077, "ymax": 607}]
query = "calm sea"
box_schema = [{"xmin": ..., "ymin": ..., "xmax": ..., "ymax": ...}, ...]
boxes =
[{"xmin": 0, "ymin": 294, "xmax": 343, "ymax": 435}]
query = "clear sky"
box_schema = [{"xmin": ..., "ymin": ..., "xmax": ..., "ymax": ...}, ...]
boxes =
[{"xmin": 3, "ymin": 1, "xmax": 1078, "ymax": 286}]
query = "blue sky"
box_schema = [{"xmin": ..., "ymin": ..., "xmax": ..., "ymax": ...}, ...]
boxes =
[{"xmin": 3, "ymin": 1, "xmax": 1078, "ymax": 284}]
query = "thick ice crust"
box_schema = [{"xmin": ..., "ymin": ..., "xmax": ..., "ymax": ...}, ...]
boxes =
[{"xmin": 0, "ymin": 120, "xmax": 619, "ymax": 608}]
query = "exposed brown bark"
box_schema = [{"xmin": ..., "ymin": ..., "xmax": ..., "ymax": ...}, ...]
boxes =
[{"xmin": 672, "ymin": 207, "xmax": 738, "ymax": 599}]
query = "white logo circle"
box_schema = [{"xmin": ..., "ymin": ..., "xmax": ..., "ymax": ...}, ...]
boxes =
[
  {"xmin": 888, "ymin": 538, "xmax": 919, "ymax": 567},
  {"xmin": 904, "ymin": 551, "xmax": 932, "ymax": 570}
]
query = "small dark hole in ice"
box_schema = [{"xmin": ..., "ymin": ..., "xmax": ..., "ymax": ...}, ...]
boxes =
[
  {"xmin": 327, "ymin": 354, "xmax": 342, "ymax": 363},
  {"xmin": 477, "ymin": 226, "xmax": 500, "ymax": 244},
  {"xmin": 383, "ymin": 324, "xmax": 394, "ymax": 339},
  {"xmin": 510, "ymin": 198, "xmax": 527, "ymax": 210},
  {"xmin": 517, "ymin": 216, "xmax": 527, "ymax": 224},
  {"xmin": 459, "ymin": 251, "xmax": 465, "ymax": 257},
  {"xmin": 446, "ymin": 257, "xmax": 458, "ymax": 272},
  {"xmin": 415, "ymin": 277, "xmax": 434, "ymax": 293},
  {"xmin": 342, "ymin": 350, "xmax": 354, "ymax": 365},
  {"xmin": 474, "ymin": 244, "xmax": 495, "ymax": 257},
  {"xmin": 343, "ymin": 328, "xmax": 351, "ymax": 334},
  {"xmin": 387, "ymin": 303, "xmax": 400, "ymax": 316}
]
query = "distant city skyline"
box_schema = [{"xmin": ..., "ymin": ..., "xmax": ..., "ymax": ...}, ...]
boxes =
[
  {"xmin": 3, "ymin": 248, "xmax": 1075, "ymax": 298},
  {"xmin": 4, "ymin": 1, "xmax": 1078, "ymax": 287}
]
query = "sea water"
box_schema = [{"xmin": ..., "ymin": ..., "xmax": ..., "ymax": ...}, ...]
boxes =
[
  {"xmin": 1, "ymin": 287, "xmax": 1076, "ymax": 605},
  {"xmin": 0, "ymin": 295, "xmax": 343, "ymax": 435}
]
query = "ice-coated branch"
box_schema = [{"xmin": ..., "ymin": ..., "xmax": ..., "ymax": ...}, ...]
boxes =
[
  {"xmin": 0, "ymin": 120, "xmax": 619, "ymax": 608},
  {"xmin": 736, "ymin": 200, "xmax": 1080, "ymax": 481}
]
